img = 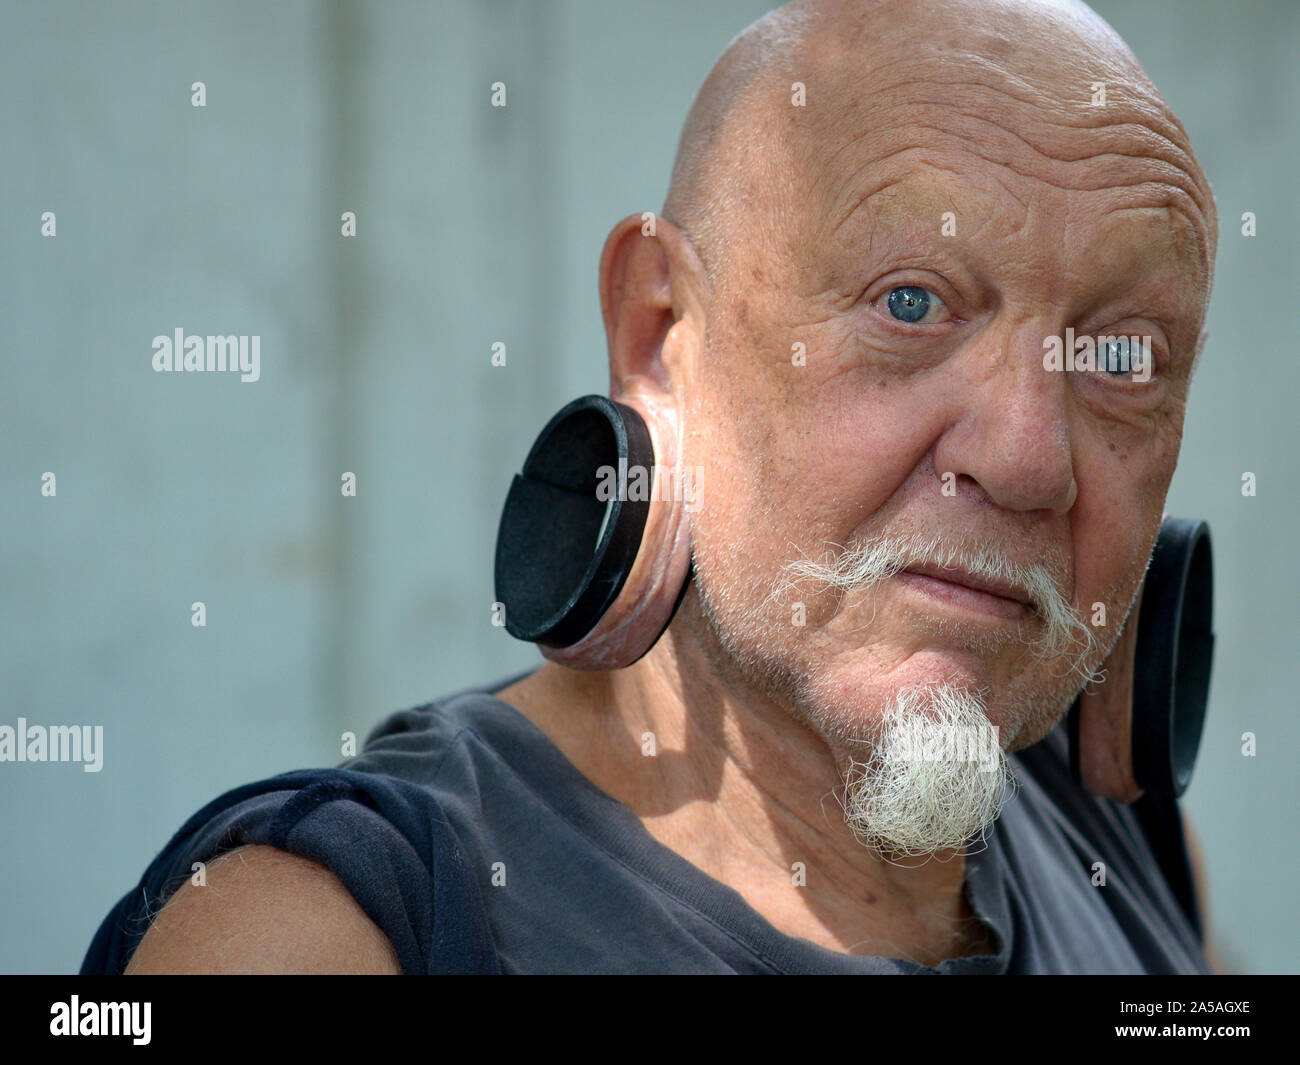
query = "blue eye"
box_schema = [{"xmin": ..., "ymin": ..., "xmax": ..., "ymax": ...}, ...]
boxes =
[
  {"xmin": 1099, "ymin": 337, "xmax": 1150, "ymax": 377},
  {"xmin": 886, "ymin": 285, "xmax": 946, "ymax": 324}
]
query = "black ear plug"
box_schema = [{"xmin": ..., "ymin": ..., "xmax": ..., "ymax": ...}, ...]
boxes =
[
  {"xmin": 1068, "ymin": 517, "xmax": 1215, "ymax": 799},
  {"xmin": 1131, "ymin": 518, "xmax": 1214, "ymax": 798},
  {"xmin": 494, "ymin": 395, "xmax": 655, "ymax": 648}
]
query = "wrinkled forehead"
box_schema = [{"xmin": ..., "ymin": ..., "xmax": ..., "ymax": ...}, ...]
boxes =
[{"xmin": 756, "ymin": 16, "xmax": 1216, "ymax": 295}]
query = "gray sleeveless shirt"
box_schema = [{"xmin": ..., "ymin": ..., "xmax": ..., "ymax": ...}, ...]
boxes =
[{"xmin": 83, "ymin": 671, "xmax": 1209, "ymax": 974}]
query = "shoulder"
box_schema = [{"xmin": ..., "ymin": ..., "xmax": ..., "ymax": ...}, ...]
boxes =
[
  {"xmin": 123, "ymin": 769, "xmax": 457, "ymax": 973},
  {"xmin": 87, "ymin": 762, "xmax": 503, "ymax": 975},
  {"xmin": 345, "ymin": 680, "xmax": 537, "ymax": 783},
  {"xmin": 125, "ymin": 844, "xmax": 401, "ymax": 974},
  {"xmin": 86, "ymin": 681, "xmax": 533, "ymax": 976}
]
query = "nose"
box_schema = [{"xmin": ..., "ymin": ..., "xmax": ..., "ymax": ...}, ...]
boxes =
[{"xmin": 930, "ymin": 321, "xmax": 1077, "ymax": 515}]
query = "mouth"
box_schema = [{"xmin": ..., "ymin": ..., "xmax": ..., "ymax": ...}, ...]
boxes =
[{"xmin": 896, "ymin": 563, "xmax": 1032, "ymax": 621}]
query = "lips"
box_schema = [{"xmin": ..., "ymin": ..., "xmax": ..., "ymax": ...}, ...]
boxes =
[{"xmin": 900, "ymin": 562, "xmax": 1032, "ymax": 607}]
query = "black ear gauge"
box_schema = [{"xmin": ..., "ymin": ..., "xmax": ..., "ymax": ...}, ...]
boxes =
[
  {"xmin": 1131, "ymin": 518, "xmax": 1215, "ymax": 798},
  {"xmin": 494, "ymin": 394, "xmax": 654, "ymax": 648},
  {"xmin": 1068, "ymin": 517, "xmax": 1216, "ymax": 799}
]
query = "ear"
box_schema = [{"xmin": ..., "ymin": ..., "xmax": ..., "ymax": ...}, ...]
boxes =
[
  {"xmin": 536, "ymin": 216, "xmax": 705, "ymax": 671},
  {"xmin": 598, "ymin": 212, "xmax": 706, "ymax": 402},
  {"xmin": 1074, "ymin": 508, "xmax": 1170, "ymax": 804}
]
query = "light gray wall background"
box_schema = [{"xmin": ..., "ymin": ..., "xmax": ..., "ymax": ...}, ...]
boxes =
[{"xmin": 1, "ymin": 0, "xmax": 1295, "ymax": 974}]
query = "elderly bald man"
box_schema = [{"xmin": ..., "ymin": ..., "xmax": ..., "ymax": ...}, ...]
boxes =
[{"xmin": 87, "ymin": 0, "xmax": 1216, "ymax": 975}]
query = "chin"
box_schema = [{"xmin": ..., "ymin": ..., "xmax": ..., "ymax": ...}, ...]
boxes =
[
  {"xmin": 983, "ymin": 665, "xmax": 1083, "ymax": 753},
  {"xmin": 790, "ymin": 642, "xmax": 1077, "ymax": 758}
]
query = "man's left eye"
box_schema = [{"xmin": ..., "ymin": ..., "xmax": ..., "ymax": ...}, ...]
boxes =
[
  {"xmin": 884, "ymin": 285, "xmax": 949, "ymax": 324},
  {"xmin": 1098, "ymin": 337, "xmax": 1152, "ymax": 377}
]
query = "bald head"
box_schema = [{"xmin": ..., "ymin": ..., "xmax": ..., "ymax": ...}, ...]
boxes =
[
  {"xmin": 662, "ymin": 2, "xmax": 816, "ymax": 284},
  {"xmin": 662, "ymin": 0, "xmax": 1216, "ymax": 297}
]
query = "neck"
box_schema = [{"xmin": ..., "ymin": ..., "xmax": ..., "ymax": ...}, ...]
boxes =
[{"xmin": 495, "ymin": 596, "xmax": 995, "ymax": 965}]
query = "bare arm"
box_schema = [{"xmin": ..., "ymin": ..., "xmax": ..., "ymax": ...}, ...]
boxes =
[{"xmin": 124, "ymin": 844, "xmax": 402, "ymax": 974}]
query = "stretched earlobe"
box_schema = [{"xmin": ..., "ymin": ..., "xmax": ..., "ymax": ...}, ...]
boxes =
[
  {"xmin": 1069, "ymin": 518, "xmax": 1215, "ymax": 803},
  {"xmin": 1070, "ymin": 585, "xmax": 1145, "ymax": 804},
  {"xmin": 543, "ymin": 383, "xmax": 694, "ymax": 669},
  {"xmin": 494, "ymin": 387, "xmax": 694, "ymax": 671}
]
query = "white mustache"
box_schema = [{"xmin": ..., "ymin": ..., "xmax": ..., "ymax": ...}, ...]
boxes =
[{"xmin": 775, "ymin": 531, "xmax": 1102, "ymax": 682}]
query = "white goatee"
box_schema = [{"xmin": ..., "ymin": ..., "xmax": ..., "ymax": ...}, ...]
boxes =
[{"xmin": 839, "ymin": 684, "xmax": 1014, "ymax": 859}]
